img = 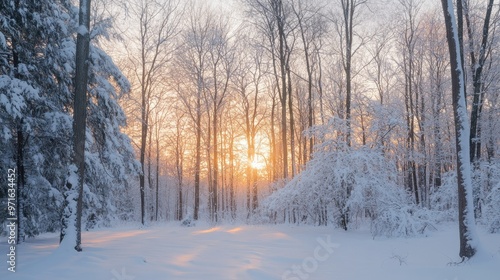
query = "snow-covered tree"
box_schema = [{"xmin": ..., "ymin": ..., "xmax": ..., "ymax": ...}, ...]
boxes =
[
  {"xmin": 0, "ymin": 0, "xmax": 138, "ymax": 243},
  {"xmin": 440, "ymin": 0, "xmax": 480, "ymax": 259},
  {"xmin": 0, "ymin": 0, "xmax": 76, "ymax": 241},
  {"xmin": 263, "ymin": 118, "xmax": 433, "ymax": 237},
  {"xmin": 59, "ymin": 0, "xmax": 92, "ymax": 252}
]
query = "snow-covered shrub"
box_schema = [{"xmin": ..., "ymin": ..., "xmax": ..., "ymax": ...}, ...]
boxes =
[
  {"xmin": 371, "ymin": 202, "xmax": 436, "ymax": 237},
  {"xmin": 483, "ymin": 182, "xmax": 500, "ymax": 233},
  {"xmin": 430, "ymin": 171, "xmax": 458, "ymax": 222},
  {"xmin": 181, "ymin": 215, "xmax": 196, "ymax": 227},
  {"xmin": 481, "ymin": 160, "xmax": 500, "ymax": 233},
  {"xmin": 263, "ymin": 118, "xmax": 433, "ymax": 237}
]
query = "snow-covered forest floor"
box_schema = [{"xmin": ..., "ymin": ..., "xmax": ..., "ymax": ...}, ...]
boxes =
[{"xmin": 1, "ymin": 223, "xmax": 499, "ymax": 280}]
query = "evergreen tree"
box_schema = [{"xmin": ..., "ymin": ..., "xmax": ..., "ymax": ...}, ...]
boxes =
[{"xmin": 1, "ymin": 0, "xmax": 138, "ymax": 241}]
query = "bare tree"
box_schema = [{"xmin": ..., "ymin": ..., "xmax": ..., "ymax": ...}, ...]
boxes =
[
  {"xmin": 204, "ymin": 15, "xmax": 234, "ymax": 222},
  {"xmin": 233, "ymin": 35, "xmax": 268, "ymax": 215},
  {"xmin": 421, "ymin": 10, "xmax": 449, "ymax": 204},
  {"xmin": 337, "ymin": 0, "xmax": 367, "ymax": 147},
  {"xmin": 244, "ymin": 0, "xmax": 294, "ymax": 179},
  {"xmin": 150, "ymin": 99, "xmax": 169, "ymax": 221},
  {"xmin": 465, "ymin": 0, "xmax": 495, "ymax": 165},
  {"xmin": 173, "ymin": 109, "xmax": 186, "ymax": 221},
  {"xmin": 397, "ymin": 0, "xmax": 423, "ymax": 205},
  {"xmin": 291, "ymin": 0, "xmax": 327, "ymax": 161},
  {"xmin": 122, "ymin": 0, "xmax": 181, "ymax": 224},
  {"xmin": 327, "ymin": 0, "xmax": 367, "ymax": 230},
  {"xmin": 173, "ymin": 2, "xmax": 215, "ymax": 220}
]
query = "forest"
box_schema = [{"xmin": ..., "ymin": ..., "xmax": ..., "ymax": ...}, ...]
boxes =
[{"xmin": 1, "ymin": 0, "xmax": 499, "ymax": 262}]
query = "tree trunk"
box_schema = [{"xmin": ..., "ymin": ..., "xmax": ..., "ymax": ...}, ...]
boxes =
[
  {"xmin": 270, "ymin": 89, "xmax": 278, "ymax": 181},
  {"xmin": 252, "ymin": 167, "xmax": 258, "ymax": 212},
  {"xmin": 441, "ymin": 0, "xmax": 478, "ymax": 260},
  {"xmin": 155, "ymin": 131, "xmax": 160, "ymax": 221},
  {"xmin": 229, "ymin": 132, "xmax": 236, "ymax": 219},
  {"xmin": 342, "ymin": 0, "xmax": 354, "ymax": 147},
  {"xmin": 147, "ymin": 119, "xmax": 153, "ymax": 221},
  {"xmin": 12, "ymin": 25, "xmax": 25, "ymax": 244},
  {"xmin": 194, "ymin": 75, "xmax": 202, "ymax": 221},
  {"xmin": 276, "ymin": 1, "xmax": 288, "ymax": 179},
  {"xmin": 16, "ymin": 121, "xmax": 25, "ymax": 244},
  {"xmin": 317, "ymin": 51, "xmax": 325, "ymax": 126},
  {"xmin": 287, "ymin": 64, "xmax": 296, "ymax": 177},
  {"xmin": 293, "ymin": 2, "xmax": 315, "ymax": 161},
  {"xmin": 212, "ymin": 106, "xmax": 219, "ymax": 223},
  {"xmin": 60, "ymin": 0, "xmax": 91, "ymax": 252},
  {"xmin": 175, "ymin": 118, "xmax": 183, "ymax": 221}
]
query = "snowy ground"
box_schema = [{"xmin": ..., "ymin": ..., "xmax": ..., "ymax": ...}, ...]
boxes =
[{"xmin": 1, "ymin": 223, "xmax": 499, "ymax": 280}]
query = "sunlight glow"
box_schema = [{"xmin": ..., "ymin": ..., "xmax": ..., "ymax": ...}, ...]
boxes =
[
  {"xmin": 85, "ymin": 230, "xmax": 149, "ymax": 245},
  {"xmin": 172, "ymin": 252, "xmax": 198, "ymax": 267},
  {"xmin": 226, "ymin": 227, "xmax": 243, "ymax": 234},
  {"xmin": 193, "ymin": 227, "xmax": 221, "ymax": 235},
  {"xmin": 259, "ymin": 232, "xmax": 291, "ymax": 240},
  {"xmin": 234, "ymin": 134, "xmax": 270, "ymax": 174},
  {"xmin": 250, "ymin": 158, "xmax": 265, "ymax": 170},
  {"xmin": 33, "ymin": 244, "xmax": 59, "ymax": 249}
]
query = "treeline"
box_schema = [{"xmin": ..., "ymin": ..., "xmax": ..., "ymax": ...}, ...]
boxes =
[
  {"xmin": 117, "ymin": 0, "xmax": 500, "ymax": 230},
  {"xmin": 1, "ymin": 0, "xmax": 499, "ymax": 240}
]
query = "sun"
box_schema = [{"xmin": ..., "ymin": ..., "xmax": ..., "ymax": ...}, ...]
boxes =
[
  {"xmin": 235, "ymin": 134, "xmax": 269, "ymax": 171},
  {"xmin": 250, "ymin": 156, "xmax": 266, "ymax": 170}
]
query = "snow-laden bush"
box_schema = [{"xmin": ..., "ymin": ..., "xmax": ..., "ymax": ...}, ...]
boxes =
[
  {"xmin": 263, "ymin": 118, "xmax": 434, "ymax": 237},
  {"xmin": 483, "ymin": 182, "xmax": 500, "ymax": 233},
  {"xmin": 371, "ymin": 202, "xmax": 436, "ymax": 237},
  {"xmin": 482, "ymin": 168, "xmax": 500, "ymax": 233},
  {"xmin": 430, "ymin": 171, "xmax": 458, "ymax": 222},
  {"xmin": 481, "ymin": 160, "xmax": 500, "ymax": 233},
  {"xmin": 429, "ymin": 159, "xmax": 500, "ymax": 233}
]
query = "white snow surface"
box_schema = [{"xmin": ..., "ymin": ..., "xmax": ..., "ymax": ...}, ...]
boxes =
[{"xmin": 1, "ymin": 223, "xmax": 499, "ymax": 280}]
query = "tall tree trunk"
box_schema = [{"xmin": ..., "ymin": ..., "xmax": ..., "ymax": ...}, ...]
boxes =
[
  {"xmin": 155, "ymin": 130, "xmax": 160, "ymax": 221},
  {"xmin": 252, "ymin": 166, "xmax": 258, "ymax": 212},
  {"xmin": 307, "ymin": 51, "xmax": 314, "ymax": 161},
  {"xmin": 432, "ymin": 62, "xmax": 444, "ymax": 191},
  {"xmin": 401, "ymin": 0, "xmax": 420, "ymax": 205},
  {"xmin": 220, "ymin": 124, "xmax": 225, "ymax": 219},
  {"xmin": 342, "ymin": 0, "xmax": 354, "ymax": 147},
  {"xmin": 293, "ymin": 3, "xmax": 315, "ymax": 160},
  {"xmin": 246, "ymin": 128, "xmax": 252, "ymax": 217},
  {"xmin": 212, "ymin": 106, "xmax": 218, "ymax": 223},
  {"xmin": 147, "ymin": 119, "xmax": 153, "ymax": 221},
  {"xmin": 139, "ymin": 95, "xmax": 148, "ymax": 224},
  {"xmin": 317, "ymin": 50, "xmax": 325, "ymax": 126},
  {"xmin": 16, "ymin": 121, "xmax": 25, "ymax": 244},
  {"xmin": 287, "ymin": 66, "xmax": 296, "ymax": 177},
  {"xmin": 206, "ymin": 110, "xmax": 213, "ymax": 221},
  {"xmin": 12, "ymin": 18, "xmax": 25, "ymax": 244},
  {"xmin": 194, "ymin": 75, "xmax": 202, "ymax": 221},
  {"xmin": 276, "ymin": 1, "xmax": 288, "ymax": 179},
  {"xmin": 270, "ymin": 89, "xmax": 278, "ymax": 181},
  {"xmin": 175, "ymin": 119, "xmax": 183, "ymax": 221},
  {"xmin": 60, "ymin": 0, "xmax": 91, "ymax": 252},
  {"xmin": 441, "ymin": 0, "xmax": 479, "ymax": 260},
  {"xmin": 229, "ymin": 132, "xmax": 236, "ymax": 219}
]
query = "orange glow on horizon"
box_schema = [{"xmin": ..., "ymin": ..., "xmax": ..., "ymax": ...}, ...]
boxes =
[
  {"xmin": 84, "ymin": 230, "xmax": 149, "ymax": 245},
  {"xmin": 226, "ymin": 227, "xmax": 243, "ymax": 233},
  {"xmin": 193, "ymin": 227, "xmax": 221, "ymax": 235}
]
